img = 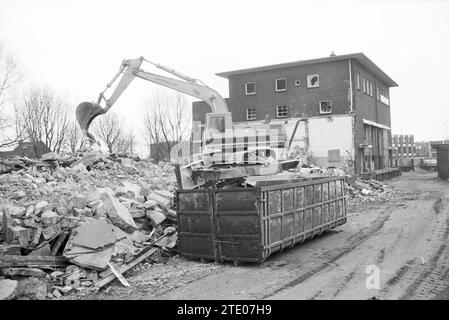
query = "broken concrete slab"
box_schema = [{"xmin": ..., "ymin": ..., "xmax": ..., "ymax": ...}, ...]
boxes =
[
  {"xmin": 16, "ymin": 276, "xmax": 48, "ymax": 300},
  {"xmin": 42, "ymin": 223, "xmax": 61, "ymax": 240},
  {"xmin": 60, "ymin": 216, "xmax": 81, "ymax": 229},
  {"xmin": 147, "ymin": 190, "xmax": 173, "ymax": 209},
  {"xmin": 67, "ymin": 246, "xmax": 114, "ymax": 271},
  {"xmin": 146, "ymin": 210, "xmax": 166, "ymax": 227},
  {"xmin": 8, "ymin": 225, "xmax": 31, "ymax": 247},
  {"xmin": 0, "ymin": 279, "xmax": 17, "ymax": 300},
  {"xmin": 70, "ymin": 194, "xmax": 88, "ymax": 210},
  {"xmin": 29, "ymin": 227, "xmax": 42, "ymax": 247},
  {"xmin": 70, "ymin": 152, "xmax": 102, "ymax": 170},
  {"xmin": 129, "ymin": 230, "xmax": 148, "ymax": 243},
  {"xmin": 63, "ymin": 218, "xmax": 124, "ymax": 271},
  {"xmin": 52, "ymin": 289, "xmax": 62, "ymax": 298},
  {"xmin": 119, "ymin": 181, "xmax": 141, "ymax": 199},
  {"xmin": 4, "ymin": 205, "xmax": 26, "ymax": 217},
  {"xmin": 40, "ymin": 210, "xmax": 61, "ymax": 227},
  {"xmin": 66, "ymin": 218, "xmax": 117, "ymax": 250},
  {"xmin": 34, "ymin": 201, "xmax": 49, "ymax": 215},
  {"xmin": 101, "ymin": 193, "xmax": 137, "ymax": 233},
  {"xmin": 130, "ymin": 209, "xmax": 146, "ymax": 219},
  {"xmin": 141, "ymin": 200, "xmax": 159, "ymax": 209}
]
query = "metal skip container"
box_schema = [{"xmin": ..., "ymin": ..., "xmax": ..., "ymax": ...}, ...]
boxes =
[{"xmin": 176, "ymin": 176, "xmax": 347, "ymax": 263}]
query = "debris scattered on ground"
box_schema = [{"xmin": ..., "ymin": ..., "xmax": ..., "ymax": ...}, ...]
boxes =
[
  {"xmin": 345, "ymin": 176, "xmax": 399, "ymax": 208},
  {"xmin": 0, "ymin": 151, "xmax": 178, "ymax": 300}
]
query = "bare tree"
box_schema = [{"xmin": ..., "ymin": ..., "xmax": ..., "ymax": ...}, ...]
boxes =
[
  {"xmin": 143, "ymin": 92, "xmax": 191, "ymax": 162},
  {"xmin": 67, "ymin": 120, "xmax": 84, "ymax": 153},
  {"xmin": 17, "ymin": 87, "xmax": 70, "ymax": 153},
  {"xmin": 0, "ymin": 42, "xmax": 23, "ymax": 148},
  {"xmin": 91, "ymin": 112, "xmax": 134, "ymax": 154}
]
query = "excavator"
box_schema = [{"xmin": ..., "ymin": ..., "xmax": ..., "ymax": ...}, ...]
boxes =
[
  {"xmin": 75, "ymin": 57, "xmax": 304, "ymax": 187},
  {"xmin": 76, "ymin": 57, "xmax": 236, "ymax": 145}
]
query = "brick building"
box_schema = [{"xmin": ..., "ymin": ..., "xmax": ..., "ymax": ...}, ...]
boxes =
[
  {"xmin": 193, "ymin": 53, "xmax": 398, "ymax": 174},
  {"xmin": 392, "ymin": 134, "xmax": 416, "ymax": 166},
  {"xmin": 414, "ymin": 141, "xmax": 432, "ymax": 158}
]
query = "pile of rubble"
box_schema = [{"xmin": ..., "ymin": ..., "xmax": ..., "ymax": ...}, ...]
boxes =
[
  {"xmin": 345, "ymin": 176, "xmax": 398, "ymax": 207},
  {"xmin": 0, "ymin": 151, "xmax": 178, "ymax": 300}
]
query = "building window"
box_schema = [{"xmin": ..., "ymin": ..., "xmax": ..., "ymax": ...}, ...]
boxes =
[
  {"xmin": 246, "ymin": 108, "xmax": 256, "ymax": 120},
  {"xmin": 362, "ymin": 78, "xmax": 366, "ymax": 93},
  {"xmin": 276, "ymin": 105, "xmax": 288, "ymax": 118},
  {"xmin": 294, "ymin": 80, "xmax": 301, "ymax": 86},
  {"xmin": 245, "ymin": 82, "xmax": 256, "ymax": 95},
  {"xmin": 379, "ymin": 89, "xmax": 390, "ymax": 105},
  {"xmin": 356, "ymin": 73, "xmax": 360, "ymax": 90},
  {"xmin": 275, "ymin": 78, "xmax": 287, "ymax": 92},
  {"xmin": 319, "ymin": 100, "xmax": 332, "ymax": 114},
  {"xmin": 376, "ymin": 87, "xmax": 380, "ymax": 100},
  {"xmin": 307, "ymin": 74, "xmax": 319, "ymax": 88}
]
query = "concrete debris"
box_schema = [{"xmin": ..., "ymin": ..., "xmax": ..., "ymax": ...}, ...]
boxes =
[
  {"xmin": 1, "ymin": 267, "xmax": 47, "ymax": 278},
  {"xmin": 345, "ymin": 176, "xmax": 399, "ymax": 208},
  {"xmin": 0, "ymin": 279, "xmax": 18, "ymax": 300},
  {"xmin": 0, "ymin": 151, "xmax": 178, "ymax": 299},
  {"xmin": 15, "ymin": 276, "xmax": 48, "ymax": 300},
  {"xmin": 101, "ymin": 193, "xmax": 137, "ymax": 233}
]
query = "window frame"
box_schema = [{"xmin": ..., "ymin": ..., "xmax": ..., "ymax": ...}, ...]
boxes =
[
  {"xmin": 246, "ymin": 108, "xmax": 257, "ymax": 121},
  {"xmin": 276, "ymin": 105, "xmax": 288, "ymax": 118},
  {"xmin": 307, "ymin": 74, "xmax": 320, "ymax": 88},
  {"xmin": 319, "ymin": 100, "xmax": 332, "ymax": 114},
  {"xmin": 245, "ymin": 82, "xmax": 256, "ymax": 95},
  {"xmin": 362, "ymin": 78, "xmax": 366, "ymax": 93},
  {"xmin": 275, "ymin": 78, "xmax": 287, "ymax": 92},
  {"xmin": 356, "ymin": 73, "xmax": 360, "ymax": 90}
]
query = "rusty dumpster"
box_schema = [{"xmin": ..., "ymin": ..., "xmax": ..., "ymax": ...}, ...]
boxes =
[{"xmin": 176, "ymin": 176, "xmax": 347, "ymax": 263}]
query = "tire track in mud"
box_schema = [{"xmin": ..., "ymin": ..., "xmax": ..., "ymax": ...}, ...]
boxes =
[
  {"xmin": 382, "ymin": 259, "xmax": 416, "ymax": 291},
  {"xmin": 433, "ymin": 197, "xmax": 443, "ymax": 214},
  {"xmin": 400, "ymin": 197, "xmax": 449, "ymax": 300},
  {"xmin": 263, "ymin": 203, "xmax": 398, "ymax": 299},
  {"xmin": 331, "ymin": 269, "xmax": 357, "ymax": 298}
]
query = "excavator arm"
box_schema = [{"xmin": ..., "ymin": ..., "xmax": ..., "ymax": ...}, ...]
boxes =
[{"xmin": 76, "ymin": 56, "xmax": 229, "ymax": 142}]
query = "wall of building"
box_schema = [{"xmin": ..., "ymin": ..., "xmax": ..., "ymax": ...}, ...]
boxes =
[
  {"xmin": 306, "ymin": 115, "xmax": 354, "ymax": 168},
  {"xmin": 351, "ymin": 60, "xmax": 393, "ymax": 173},
  {"xmin": 223, "ymin": 59, "xmax": 351, "ymax": 123},
  {"xmin": 236, "ymin": 115, "xmax": 354, "ymax": 169}
]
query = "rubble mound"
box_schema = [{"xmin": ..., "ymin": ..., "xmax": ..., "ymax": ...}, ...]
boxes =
[
  {"xmin": 345, "ymin": 177, "xmax": 399, "ymax": 208},
  {"xmin": 0, "ymin": 152, "xmax": 178, "ymax": 300}
]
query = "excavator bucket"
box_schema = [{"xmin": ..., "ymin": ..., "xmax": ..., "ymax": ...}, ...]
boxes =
[{"xmin": 75, "ymin": 101, "xmax": 106, "ymax": 133}]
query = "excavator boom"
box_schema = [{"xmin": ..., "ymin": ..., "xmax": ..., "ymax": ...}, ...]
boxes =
[{"xmin": 76, "ymin": 57, "xmax": 230, "ymax": 142}]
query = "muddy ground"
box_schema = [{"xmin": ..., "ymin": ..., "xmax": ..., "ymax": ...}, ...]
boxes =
[{"xmin": 74, "ymin": 171, "xmax": 449, "ymax": 300}]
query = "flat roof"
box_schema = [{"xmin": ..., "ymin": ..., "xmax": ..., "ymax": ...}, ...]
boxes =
[{"xmin": 216, "ymin": 52, "xmax": 398, "ymax": 87}]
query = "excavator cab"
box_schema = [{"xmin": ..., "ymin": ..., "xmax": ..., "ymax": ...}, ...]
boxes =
[{"xmin": 76, "ymin": 101, "xmax": 106, "ymax": 138}]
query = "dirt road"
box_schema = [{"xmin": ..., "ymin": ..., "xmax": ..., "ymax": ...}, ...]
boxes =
[{"xmin": 80, "ymin": 171, "xmax": 449, "ymax": 300}]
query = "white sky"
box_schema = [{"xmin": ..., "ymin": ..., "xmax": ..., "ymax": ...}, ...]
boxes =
[{"xmin": 1, "ymin": 0, "xmax": 448, "ymax": 152}]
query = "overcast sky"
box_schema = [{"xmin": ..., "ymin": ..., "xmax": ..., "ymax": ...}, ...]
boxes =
[{"xmin": 1, "ymin": 0, "xmax": 448, "ymax": 153}]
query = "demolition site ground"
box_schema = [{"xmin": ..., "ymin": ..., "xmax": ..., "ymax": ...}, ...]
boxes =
[{"xmin": 75, "ymin": 171, "xmax": 449, "ymax": 300}]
